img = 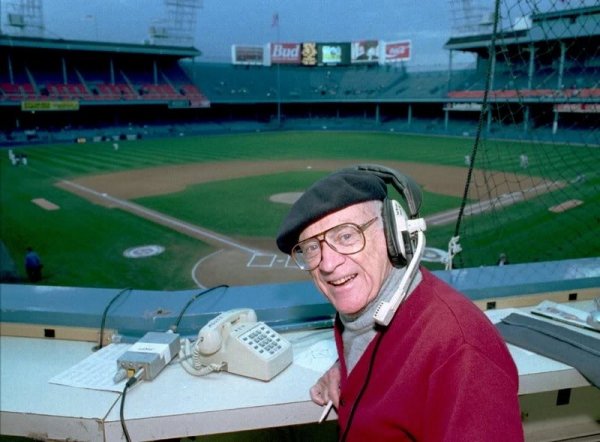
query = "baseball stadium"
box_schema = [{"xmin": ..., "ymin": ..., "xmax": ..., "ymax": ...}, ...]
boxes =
[{"xmin": 0, "ymin": 1, "xmax": 599, "ymax": 441}]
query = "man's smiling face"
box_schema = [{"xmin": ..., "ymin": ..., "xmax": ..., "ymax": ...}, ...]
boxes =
[{"xmin": 299, "ymin": 201, "xmax": 392, "ymax": 315}]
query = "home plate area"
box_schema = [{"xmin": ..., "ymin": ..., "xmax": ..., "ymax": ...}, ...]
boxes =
[{"xmin": 247, "ymin": 252, "xmax": 296, "ymax": 269}]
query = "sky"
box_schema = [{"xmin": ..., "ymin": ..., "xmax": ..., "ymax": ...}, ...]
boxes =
[{"xmin": 0, "ymin": 0, "xmax": 596, "ymax": 68}]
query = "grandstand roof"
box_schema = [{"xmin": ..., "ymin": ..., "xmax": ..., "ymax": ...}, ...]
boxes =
[
  {"xmin": 531, "ymin": 4, "xmax": 600, "ymax": 22},
  {"xmin": 0, "ymin": 35, "xmax": 200, "ymax": 58},
  {"xmin": 444, "ymin": 4, "xmax": 600, "ymax": 53}
]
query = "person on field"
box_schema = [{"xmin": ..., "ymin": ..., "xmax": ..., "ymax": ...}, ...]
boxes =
[
  {"xmin": 24, "ymin": 247, "xmax": 43, "ymax": 282},
  {"xmin": 276, "ymin": 165, "xmax": 523, "ymax": 441},
  {"xmin": 497, "ymin": 252, "xmax": 510, "ymax": 266}
]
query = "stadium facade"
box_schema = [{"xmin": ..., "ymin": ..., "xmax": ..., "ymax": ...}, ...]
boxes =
[
  {"xmin": 1, "ymin": 3, "xmax": 599, "ymax": 441},
  {"xmin": 0, "ymin": 4, "xmax": 598, "ymax": 146}
]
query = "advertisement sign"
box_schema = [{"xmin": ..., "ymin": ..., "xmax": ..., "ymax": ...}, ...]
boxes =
[
  {"xmin": 384, "ymin": 40, "xmax": 411, "ymax": 63},
  {"xmin": 232, "ymin": 45, "xmax": 266, "ymax": 65},
  {"xmin": 235, "ymin": 39, "xmax": 410, "ymax": 67},
  {"xmin": 301, "ymin": 42, "xmax": 317, "ymax": 66},
  {"xmin": 555, "ymin": 103, "xmax": 600, "ymax": 113},
  {"xmin": 317, "ymin": 42, "xmax": 351, "ymax": 66},
  {"xmin": 21, "ymin": 101, "xmax": 80, "ymax": 111},
  {"xmin": 445, "ymin": 103, "xmax": 483, "ymax": 111},
  {"xmin": 351, "ymin": 40, "xmax": 381, "ymax": 64},
  {"xmin": 271, "ymin": 43, "xmax": 302, "ymax": 64}
]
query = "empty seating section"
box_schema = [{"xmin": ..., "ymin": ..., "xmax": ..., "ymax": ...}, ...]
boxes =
[
  {"xmin": 447, "ymin": 67, "xmax": 599, "ymax": 102},
  {"xmin": 190, "ymin": 63, "xmax": 444, "ymax": 101},
  {"xmin": 2, "ymin": 50, "xmax": 595, "ymax": 107},
  {"xmin": 138, "ymin": 83, "xmax": 178, "ymax": 99},
  {"xmin": 0, "ymin": 83, "xmax": 23, "ymax": 100},
  {"xmin": 179, "ymin": 84, "xmax": 210, "ymax": 107},
  {"xmin": 44, "ymin": 83, "xmax": 91, "ymax": 100},
  {"xmin": 1, "ymin": 79, "xmax": 208, "ymax": 104},
  {"xmin": 0, "ymin": 56, "xmax": 208, "ymax": 106},
  {"xmin": 93, "ymin": 83, "xmax": 136, "ymax": 100},
  {"xmin": 447, "ymin": 87, "xmax": 600, "ymax": 99}
]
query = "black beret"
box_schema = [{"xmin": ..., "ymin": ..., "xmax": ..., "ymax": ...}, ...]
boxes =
[{"xmin": 276, "ymin": 169, "xmax": 387, "ymax": 254}]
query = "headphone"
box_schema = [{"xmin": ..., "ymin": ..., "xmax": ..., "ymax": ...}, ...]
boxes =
[
  {"xmin": 344, "ymin": 163, "xmax": 423, "ymax": 268},
  {"xmin": 340, "ymin": 163, "xmax": 427, "ymax": 326}
]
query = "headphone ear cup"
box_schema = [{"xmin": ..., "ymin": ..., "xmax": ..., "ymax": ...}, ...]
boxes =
[{"xmin": 382, "ymin": 199, "xmax": 407, "ymax": 267}]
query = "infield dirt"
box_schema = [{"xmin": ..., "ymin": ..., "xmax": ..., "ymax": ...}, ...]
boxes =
[{"xmin": 58, "ymin": 159, "xmax": 554, "ymax": 287}]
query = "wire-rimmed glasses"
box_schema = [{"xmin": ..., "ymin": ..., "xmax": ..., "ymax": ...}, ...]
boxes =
[{"xmin": 291, "ymin": 217, "xmax": 378, "ymax": 271}]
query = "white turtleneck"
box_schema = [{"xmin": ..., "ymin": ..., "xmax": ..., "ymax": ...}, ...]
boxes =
[{"xmin": 339, "ymin": 266, "xmax": 422, "ymax": 373}]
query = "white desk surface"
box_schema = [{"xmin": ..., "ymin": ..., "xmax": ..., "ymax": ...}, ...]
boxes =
[
  {"xmin": 1, "ymin": 302, "xmax": 598, "ymax": 441},
  {"xmin": 1, "ymin": 329, "xmax": 337, "ymax": 441},
  {"xmin": 0, "ymin": 337, "xmax": 120, "ymax": 441}
]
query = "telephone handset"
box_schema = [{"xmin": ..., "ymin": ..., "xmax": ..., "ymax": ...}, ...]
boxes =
[
  {"xmin": 189, "ymin": 308, "xmax": 293, "ymax": 381},
  {"xmin": 196, "ymin": 308, "xmax": 258, "ymax": 354}
]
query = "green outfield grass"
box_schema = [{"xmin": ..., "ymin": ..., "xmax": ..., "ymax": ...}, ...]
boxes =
[{"xmin": 1, "ymin": 131, "xmax": 598, "ymax": 289}]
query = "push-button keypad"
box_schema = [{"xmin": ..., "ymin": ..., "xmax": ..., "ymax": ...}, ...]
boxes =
[{"xmin": 241, "ymin": 324, "xmax": 284, "ymax": 356}]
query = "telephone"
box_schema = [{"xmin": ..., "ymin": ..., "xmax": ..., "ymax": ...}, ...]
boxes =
[{"xmin": 181, "ymin": 308, "xmax": 293, "ymax": 381}]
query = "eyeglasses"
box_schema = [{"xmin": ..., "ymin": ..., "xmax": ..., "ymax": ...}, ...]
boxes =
[{"xmin": 291, "ymin": 217, "xmax": 378, "ymax": 271}]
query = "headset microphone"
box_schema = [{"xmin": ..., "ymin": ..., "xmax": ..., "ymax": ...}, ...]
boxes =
[
  {"xmin": 374, "ymin": 212, "xmax": 426, "ymax": 326},
  {"xmin": 344, "ymin": 164, "xmax": 428, "ymax": 326}
]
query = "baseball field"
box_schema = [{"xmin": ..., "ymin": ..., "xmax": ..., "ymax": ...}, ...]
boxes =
[{"xmin": 1, "ymin": 130, "xmax": 598, "ymax": 290}]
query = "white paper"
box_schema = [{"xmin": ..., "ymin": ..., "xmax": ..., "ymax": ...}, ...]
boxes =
[
  {"xmin": 294, "ymin": 339, "xmax": 338, "ymax": 372},
  {"xmin": 532, "ymin": 300, "xmax": 595, "ymax": 330},
  {"xmin": 49, "ymin": 343, "xmax": 131, "ymax": 392}
]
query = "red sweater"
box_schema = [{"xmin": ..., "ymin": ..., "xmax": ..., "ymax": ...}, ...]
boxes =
[{"xmin": 335, "ymin": 268, "xmax": 523, "ymax": 441}]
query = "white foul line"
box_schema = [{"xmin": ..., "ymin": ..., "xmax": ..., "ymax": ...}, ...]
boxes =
[{"xmin": 60, "ymin": 180, "xmax": 259, "ymax": 255}]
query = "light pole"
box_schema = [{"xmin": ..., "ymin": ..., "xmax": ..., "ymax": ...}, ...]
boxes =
[{"xmin": 85, "ymin": 14, "xmax": 99, "ymax": 40}]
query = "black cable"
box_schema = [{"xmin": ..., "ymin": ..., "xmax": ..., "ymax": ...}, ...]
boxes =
[
  {"xmin": 120, "ymin": 380, "xmax": 133, "ymax": 442},
  {"xmin": 94, "ymin": 287, "xmax": 132, "ymax": 351},
  {"xmin": 171, "ymin": 284, "xmax": 228, "ymax": 333},
  {"xmin": 120, "ymin": 370, "xmax": 142, "ymax": 442},
  {"xmin": 339, "ymin": 328, "xmax": 386, "ymax": 442}
]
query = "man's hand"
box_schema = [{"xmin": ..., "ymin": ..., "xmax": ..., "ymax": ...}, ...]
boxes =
[{"xmin": 310, "ymin": 361, "xmax": 341, "ymax": 407}]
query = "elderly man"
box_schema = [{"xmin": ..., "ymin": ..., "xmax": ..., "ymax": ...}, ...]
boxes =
[{"xmin": 276, "ymin": 166, "xmax": 523, "ymax": 441}]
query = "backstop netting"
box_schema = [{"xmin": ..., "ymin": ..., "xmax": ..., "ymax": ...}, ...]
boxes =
[{"xmin": 447, "ymin": 0, "xmax": 599, "ymax": 269}]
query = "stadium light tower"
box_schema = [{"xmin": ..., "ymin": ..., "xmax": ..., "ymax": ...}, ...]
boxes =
[
  {"xmin": 149, "ymin": 0, "xmax": 202, "ymax": 47},
  {"xmin": 0, "ymin": 0, "xmax": 44, "ymax": 37},
  {"xmin": 448, "ymin": 0, "xmax": 493, "ymax": 36}
]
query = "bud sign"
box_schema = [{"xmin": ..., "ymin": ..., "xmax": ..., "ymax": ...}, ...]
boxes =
[{"xmin": 271, "ymin": 43, "xmax": 302, "ymax": 64}]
